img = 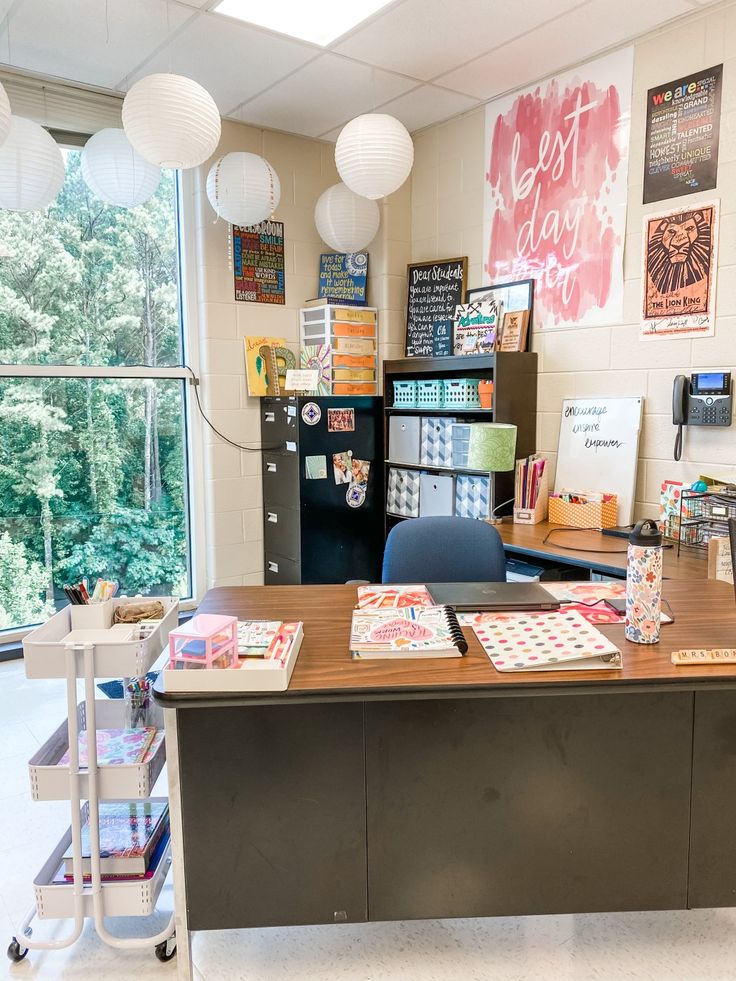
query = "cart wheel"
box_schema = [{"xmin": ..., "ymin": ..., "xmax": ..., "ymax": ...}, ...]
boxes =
[
  {"xmin": 7, "ymin": 937, "xmax": 29, "ymax": 962},
  {"xmin": 154, "ymin": 934, "xmax": 177, "ymax": 962}
]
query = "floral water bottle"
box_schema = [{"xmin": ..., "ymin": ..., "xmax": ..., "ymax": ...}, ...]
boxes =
[{"xmin": 625, "ymin": 519, "xmax": 663, "ymax": 644}]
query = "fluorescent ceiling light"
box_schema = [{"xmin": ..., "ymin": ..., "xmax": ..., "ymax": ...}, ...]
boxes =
[{"xmin": 212, "ymin": 0, "xmax": 395, "ymax": 46}]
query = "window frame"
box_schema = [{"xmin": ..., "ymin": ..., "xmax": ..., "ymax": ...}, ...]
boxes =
[{"xmin": 0, "ymin": 152, "xmax": 204, "ymax": 643}]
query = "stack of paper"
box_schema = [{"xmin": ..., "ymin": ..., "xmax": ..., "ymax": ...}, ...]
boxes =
[{"xmin": 515, "ymin": 454, "xmax": 547, "ymax": 510}]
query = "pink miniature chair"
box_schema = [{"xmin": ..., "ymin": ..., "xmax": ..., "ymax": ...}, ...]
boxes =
[{"xmin": 168, "ymin": 614, "xmax": 238, "ymax": 670}]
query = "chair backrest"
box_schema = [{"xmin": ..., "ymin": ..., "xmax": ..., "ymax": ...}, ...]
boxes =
[{"xmin": 382, "ymin": 516, "xmax": 507, "ymax": 584}]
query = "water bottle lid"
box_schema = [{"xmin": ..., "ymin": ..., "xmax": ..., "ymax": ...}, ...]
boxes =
[{"xmin": 629, "ymin": 518, "xmax": 662, "ymax": 547}]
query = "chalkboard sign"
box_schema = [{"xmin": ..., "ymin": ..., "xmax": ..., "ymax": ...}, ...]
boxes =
[
  {"xmin": 318, "ymin": 252, "xmax": 368, "ymax": 303},
  {"xmin": 405, "ymin": 257, "xmax": 467, "ymax": 357},
  {"xmin": 233, "ymin": 220, "xmax": 285, "ymax": 305},
  {"xmin": 432, "ymin": 320, "xmax": 453, "ymax": 356}
]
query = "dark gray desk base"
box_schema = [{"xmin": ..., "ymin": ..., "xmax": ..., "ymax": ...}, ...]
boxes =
[{"xmin": 169, "ymin": 688, "xmax": 735, "ymax": 934}]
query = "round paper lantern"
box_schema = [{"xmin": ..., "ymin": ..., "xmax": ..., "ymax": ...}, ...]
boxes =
[
  {"xmin": 122, "ymin": 73, "xmax": 221, "ymax": 170},
  {"xmin": 335, "ymin": 113, "xmax": 414, "ymax": 200},
  {"xmin": 0, "ymin": 116, "xmax": 65, "ymax": 212},
  {"xmin": 81, "ymin": 128, "xmax": 161, "ymax": 207},
  {"xmin": 0, "ymin": 82, "xmax": 10, "ymax": 147},
  {"xmin": 206, "ymin": 152, "xmax": 280, "ymax": 225},
  {"xmin": 314, "ymin": 182, "xmax": 380, "ymax": 253}
]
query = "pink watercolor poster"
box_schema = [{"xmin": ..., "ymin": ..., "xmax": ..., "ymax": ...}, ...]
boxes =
[{"xmin": 483, "ymin": 49, "xmax": 633, "ymax": 332}]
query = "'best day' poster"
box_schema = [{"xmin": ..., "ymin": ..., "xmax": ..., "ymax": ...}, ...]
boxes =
[{"xmin": 483, "ymin": 49, "xmax": 633, "ymax": 331}]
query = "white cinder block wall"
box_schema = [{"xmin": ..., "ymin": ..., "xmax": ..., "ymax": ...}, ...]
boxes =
[
  {"xmin": 410, "ymin": 2, "xmax": 736, "ymax": 521},
  {"xmin": 184, "ymin": 120, "xmax": 410, "ymax": 589}
]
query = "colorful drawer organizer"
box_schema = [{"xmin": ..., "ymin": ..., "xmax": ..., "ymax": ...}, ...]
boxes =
[{"xmin": 300, "ymin": 304, "xmax": 378, "ymax": 395}]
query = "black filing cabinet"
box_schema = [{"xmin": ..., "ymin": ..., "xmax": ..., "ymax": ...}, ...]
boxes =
[{"xmin": 260, "ymin": 396, "xmax": 384, "ymax": 584}]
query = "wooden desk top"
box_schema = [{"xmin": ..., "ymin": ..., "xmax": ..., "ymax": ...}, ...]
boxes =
[
  {"xmin": 154, "ymin": 581, "xmax": 736, "ymax": 707},
  {"xmin": 497, "ymin": 520, "xmax": 706, "ymax": 580}
]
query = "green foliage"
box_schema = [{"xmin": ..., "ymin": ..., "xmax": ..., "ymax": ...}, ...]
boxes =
[
  {"xmin": 0, "ymin": 533, "xmax": 52, "ymax": 630},
  {"xmin": 0, "ymin": 150, "xmax": 189, "ymax": 630}
]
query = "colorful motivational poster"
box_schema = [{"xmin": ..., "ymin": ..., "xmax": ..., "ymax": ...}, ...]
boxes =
[
  {"xmin": 483, "ymin": 49, "xmax": 633, "ymax": 331},
  {"xmin": 641, "ymin": 202, "xmax": 718, "ymax": 339},
  {"xmin": 643, "ymin": 65, "xmax": 722, "ymax": 204}
]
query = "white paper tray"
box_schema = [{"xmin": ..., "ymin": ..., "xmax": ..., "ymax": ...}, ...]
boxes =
[
  {"xmin": 28, "ymin": 700, "xmax": 166, "ymax": 802},
  {"xmin": 163, "ymin": 624, "xmax": 303, "ymax": 693},
  {"xmin": 23, "ymin": 597, "xmax": 179, "ymax": 679},
  {"xmin": 34, "ymin": 799, "xmax": 171, "ymax": 920}
]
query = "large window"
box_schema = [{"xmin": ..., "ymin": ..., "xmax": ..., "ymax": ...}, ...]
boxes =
[{"xmin": 0, "ymin": 149, "xmax": 192, "ymax": 633}]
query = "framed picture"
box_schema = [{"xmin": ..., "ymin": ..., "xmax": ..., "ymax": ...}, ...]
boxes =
[
  {"xmin": 499, "ymin": 310, "xmax": 530, "ymax": 352},
  {"xmin": 465, "ymin": 279, "xmax": 534, "ymax": 351}
]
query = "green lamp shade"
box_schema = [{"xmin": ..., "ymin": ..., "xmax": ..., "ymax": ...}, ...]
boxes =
[{"xmin": 467, "ymin": 423, "xmax": 517, "ymax": 472}]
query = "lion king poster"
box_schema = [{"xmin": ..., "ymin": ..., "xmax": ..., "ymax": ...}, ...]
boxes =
[
  {"xmin": 483, "ymin": 49, "xmax": 633, "ymax": 332},
  {"xmin": 641, "ymin": 201, "xmax": 718, "ymax": 339}
]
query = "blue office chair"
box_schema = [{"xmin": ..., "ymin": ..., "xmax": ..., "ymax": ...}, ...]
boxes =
[{"xmin": 382, "ymin": 516, "xmax": 507, "ymax": 584}]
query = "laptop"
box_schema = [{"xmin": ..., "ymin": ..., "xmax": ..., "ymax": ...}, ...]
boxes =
[{"xmin": 427, "ymin": 581, "xmax": 560, "ymax": 612}]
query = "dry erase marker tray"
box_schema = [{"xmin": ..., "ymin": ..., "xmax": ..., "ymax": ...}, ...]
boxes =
[
  {"xmin": 23, "ymin": 597, "xmax": 179, "ymax": 679},
  {"xmin": 28, "ymin": 699, "xmax": 166, "ymax": 802},
  {"xmin": 33, "ymin": 798, "xmax": 171, "ymax": 920}
]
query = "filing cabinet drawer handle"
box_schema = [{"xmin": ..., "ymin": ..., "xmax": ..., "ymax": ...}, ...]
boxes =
[
  {"xmin": 264, "ymin": 411, "xmax": 275, "ymax": 423},
  {"xmin": 268, "ymin": 561, "xmax": 279, "ymax": 573},
  {"xmin": 266, "ymin": 462, "xmax": 277, "ymax": 473},
  {"xmin": 267, "ymin": 512, "xmax": 278, "ymax": 523}
]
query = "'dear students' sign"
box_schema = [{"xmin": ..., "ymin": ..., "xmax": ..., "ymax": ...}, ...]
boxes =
[{"xmin": 405, "ymin": 257, "xmax": 467, "ymax": 357}]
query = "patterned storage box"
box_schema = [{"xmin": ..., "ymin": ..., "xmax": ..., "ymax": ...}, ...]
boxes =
[
  {"xmin": 420, "ymin": 417, "xmax": 456, "ymax": 467},
  {"xmin": 548, "ymin": 495, "xmax": 617, "ymax": 529},
  {"xmin": 415, "ymin": 379, "xmax": 443, "ymax": 408},
  {"xmin": 387, "ymin": 468, "xmax": 421, "ymax": 518},
  {"xmin": 442, "ymin": 378, "xmax": 481, "ymax": 409},
  {"xmin": 455, "ymin": 474, "xmax": 491, "ymax": 520}
]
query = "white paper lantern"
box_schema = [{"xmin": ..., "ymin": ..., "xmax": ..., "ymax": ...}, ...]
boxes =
[
  {"xmin": 206, "ymin": 152, "xmax": 280, "ymax": 226},
  {"xmin": 0, "ymin": 82, "xmax": 10, "ymax": 148},
  {"xmin": 314, "ymin": 182, "xmax": 380, "ymax": 253},
  {"xmin": 335, "ymin": 113, "xmax": 414, "ymax": 200},
  {"xmin": 0, "ymin": 116, "xmax": 65, "ymax": 212},
  {"xmin": 81, "ymin": 128, "xmax": 161, "ymax": 208},
  {"xmin": 122, "ymin": 73, "xmax": 221, "ymax": 170}
]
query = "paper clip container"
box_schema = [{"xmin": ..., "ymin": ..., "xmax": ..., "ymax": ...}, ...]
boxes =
[{"xmin": 168, "ymin": 614, "xmax": 238, "ymax": 669}]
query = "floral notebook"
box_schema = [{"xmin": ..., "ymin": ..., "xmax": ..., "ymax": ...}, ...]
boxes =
[
  {"xmin": 471, "ymin": 609, "xmax": 622, "ymax": 672},
  {"xmin": 356, "ymin": 584, "xmax": 434, "ymax": 610},
  {"xmin": 58, "ymin": 727, "xmax": 157, "ymax": 767},
  {"xmin": 350, "ymin": 606, "xmax": 465, "ymax": 658}
]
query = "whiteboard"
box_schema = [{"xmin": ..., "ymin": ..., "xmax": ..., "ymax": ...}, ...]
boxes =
[{"xmin": 554, "ymin": 397, "xmax": 644, "ymax": 525}]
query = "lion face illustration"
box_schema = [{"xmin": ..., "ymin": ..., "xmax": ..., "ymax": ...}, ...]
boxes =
[{"xmin": 647, "ymin": 210, "xmax": 712, "ymax": 295}]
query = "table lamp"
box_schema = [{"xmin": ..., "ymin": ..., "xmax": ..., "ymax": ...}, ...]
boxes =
[{"xmin": 467, "ymin": 423, "xmax": 517, "ymax": 525}]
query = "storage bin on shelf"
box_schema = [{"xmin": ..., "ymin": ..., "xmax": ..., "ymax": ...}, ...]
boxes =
[
  {"xmin": 415, "ymin": 379, "xmax": 443, "ymax": 408},
  {"xmin": 451, "ymin": 423, "xmax": 472, "ymax": 468},
  {"xmin": 442, "ymin": 378, "xmax": 481, "ymax": 409},
  {"xmin": 392, "ymin": 379, "xmax": 417, "ymax": 408}
]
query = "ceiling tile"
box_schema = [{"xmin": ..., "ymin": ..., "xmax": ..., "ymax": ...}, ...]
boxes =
[
  {"xmin": 436, "ymin": 0, "xmax": 694, "ymax": 100},
  {"xmin": 127, "ymin": 12, "xmax": 317, "ymax": 113},
  {"xmin": 374, "ymin": 85, "xmax": 480, "ymax": 134},
  {"xmin": 235, "ymin": 54, "xmax": 416, "ymax": 138},
  {"xmin": 2, "ymin": 0, "xmax": 196, "ymax": 90},
  {"xmin": 333, "ymin": 0, "xmax": 583, "ymax": 82}
]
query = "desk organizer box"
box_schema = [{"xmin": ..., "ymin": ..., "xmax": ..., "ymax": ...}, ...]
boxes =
[
  {"xmin": 548, "ymin": 495, "xmax": 618, "ymax": 529},
  {"xmin": 451, "ymin": 423, "xmax": 472, "ymax": 468},
  {"xmin": 300, "ymin": 304, "xmax": 378, "ymax": 396},
  {"xmin": 421, "ymin": 417, "xmax": 456, "ymax": 467},
  {"xmin": 387, "ymin": 467, "xmax": 421, "ymax": 517},
  {"xmin": 455, "ymin": 474, "xmax": 491, "ymax": 520}
]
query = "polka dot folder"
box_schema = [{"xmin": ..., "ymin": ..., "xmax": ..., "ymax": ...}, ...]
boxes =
[{"xmin": 472, "ymin": 610, "xmax": 622, "ymax": 672}]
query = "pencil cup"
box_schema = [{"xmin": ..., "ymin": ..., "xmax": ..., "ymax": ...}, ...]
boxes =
[
  {"xmin": 124, "ymin": 680, "xmax": 152, "ymax": 728},
  {"xmin": 69, "ymin": 598, "xmax": 114, "ymax": 630}
]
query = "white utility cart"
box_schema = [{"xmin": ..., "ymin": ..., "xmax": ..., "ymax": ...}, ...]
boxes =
[{"xmin": 7, "ymin": 596, "xmax": 179, "ymax": 966}]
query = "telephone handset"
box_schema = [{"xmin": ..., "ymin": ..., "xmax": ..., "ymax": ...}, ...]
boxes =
[{"xmin": 672, "ymin": 372, "xmax": 733, "ymax": 460}]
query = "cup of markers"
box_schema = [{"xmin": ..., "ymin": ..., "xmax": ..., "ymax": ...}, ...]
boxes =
[{"xmin": 63, "ymin": 577, "xmax": 118, "ymax": 605}]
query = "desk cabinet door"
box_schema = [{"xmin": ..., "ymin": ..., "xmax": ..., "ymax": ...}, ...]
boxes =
[{"xmin": 177, "ymin": 702, "xmax": 367, "ymax": 930}]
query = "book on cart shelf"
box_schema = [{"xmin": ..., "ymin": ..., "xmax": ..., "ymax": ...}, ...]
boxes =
[{"xmin": 62, "ymin": 800, "xmax": 169, "ymax": 877}]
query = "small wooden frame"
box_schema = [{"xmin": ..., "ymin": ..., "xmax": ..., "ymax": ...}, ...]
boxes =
[{"xmin": 499, "ymin": 310, "xmax": 530, "ymax": 352}]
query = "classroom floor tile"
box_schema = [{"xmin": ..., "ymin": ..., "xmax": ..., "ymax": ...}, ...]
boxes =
[{"xmin": 3, "ymin": 656, "xmax": 736, "ymax": 981}]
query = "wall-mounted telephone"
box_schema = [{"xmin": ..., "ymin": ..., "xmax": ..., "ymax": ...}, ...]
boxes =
[{"xmin": 672, "ymin": 371, "xmax": 733, "ymax": 460}]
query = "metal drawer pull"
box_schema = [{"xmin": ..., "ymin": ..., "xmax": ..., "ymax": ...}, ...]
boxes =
[
  {"xmin": 267, "ymin": 512, "xmax": 278, "ymax": 523},
  {"xmin": 268, "ymin": 561, "xmax": 279, "ymax": 573},
  {"xmin": 264, "ymin": 411, "xmax": 275, "ymax": 423},
  {"xmin": 266, "ymin": 462, "xmax": 277, "ymax": 473},
  {"xmin": 286, "ymin": 440, "xmax": 297, "ymax": 452}
]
